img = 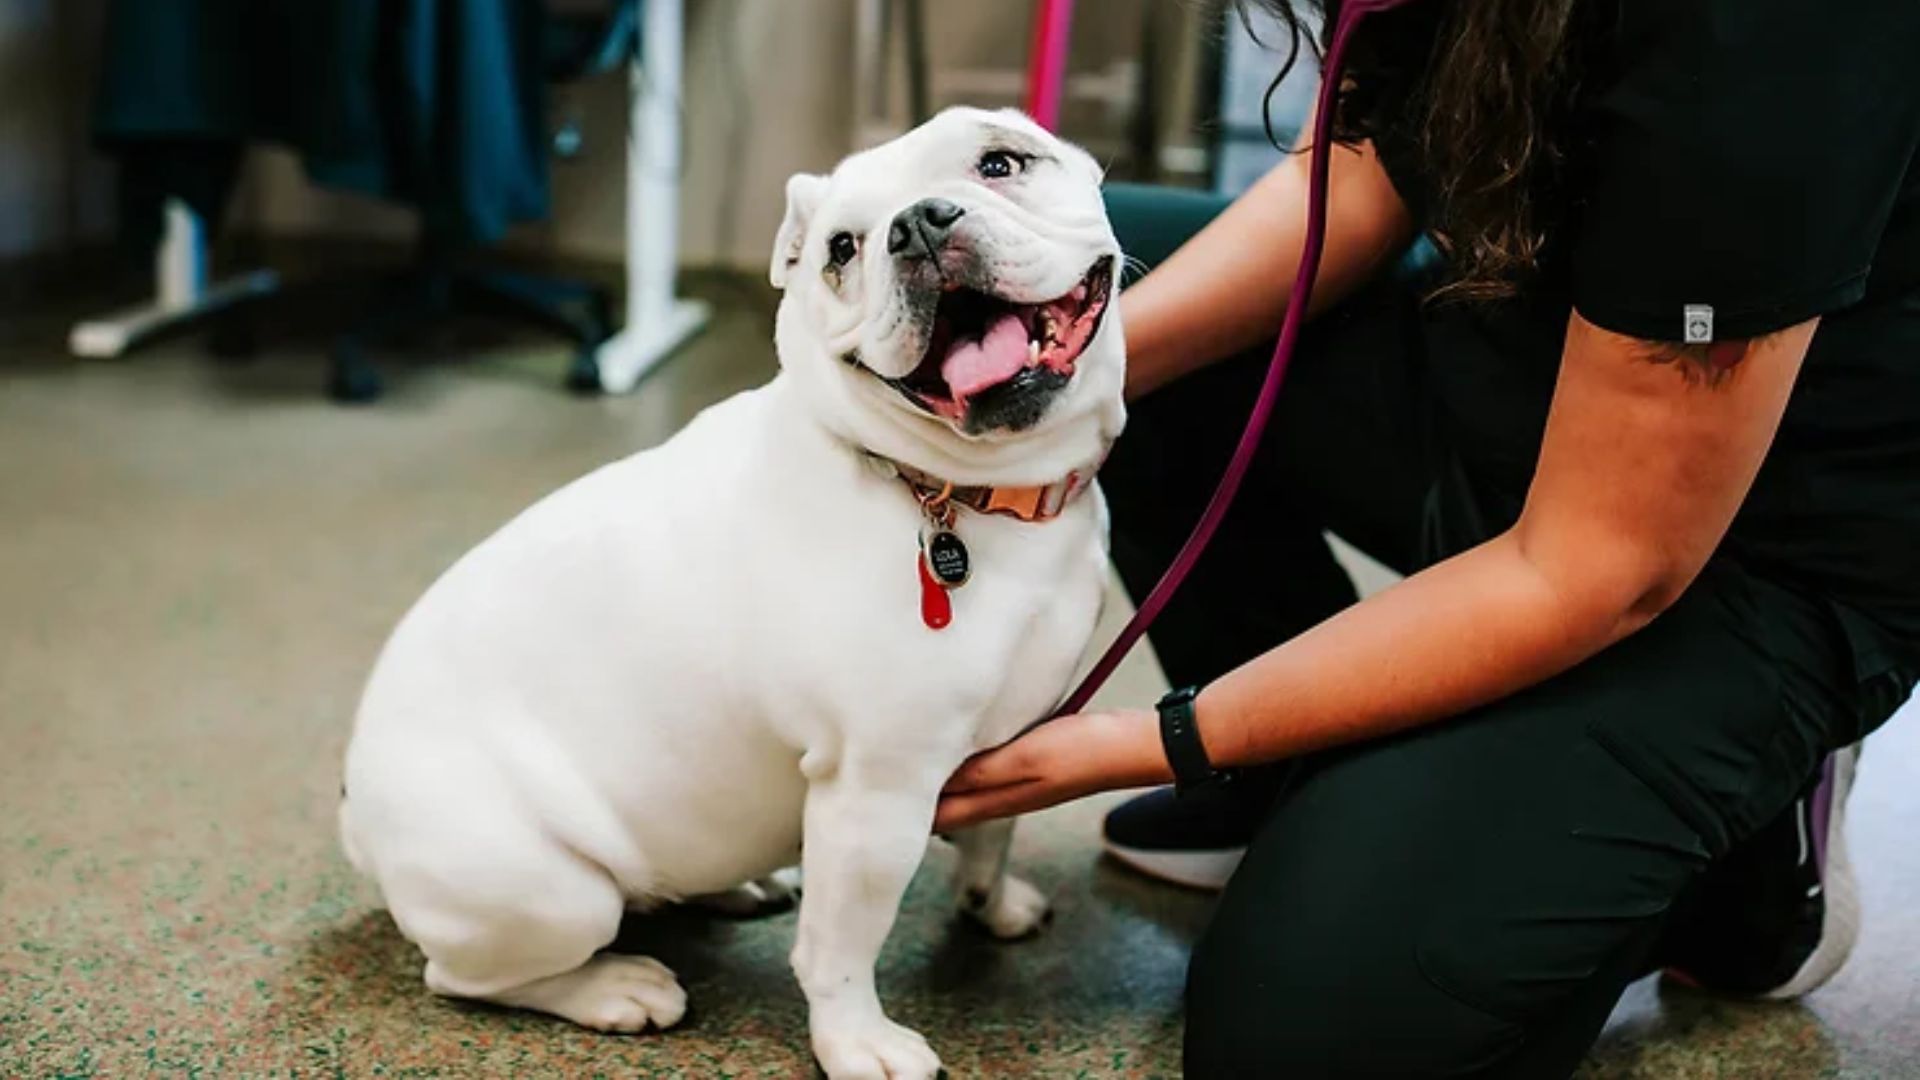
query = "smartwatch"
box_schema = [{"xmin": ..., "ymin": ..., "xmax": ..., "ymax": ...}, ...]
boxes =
[{"xmin": 1157, "ymin": 685, "xmax": 1233, "ymax": 795}]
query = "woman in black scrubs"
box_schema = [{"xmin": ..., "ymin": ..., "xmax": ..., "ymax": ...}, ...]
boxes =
[{"xmin": 936, "ymin": 0, "xmax": 1920, "ymax": 1074}]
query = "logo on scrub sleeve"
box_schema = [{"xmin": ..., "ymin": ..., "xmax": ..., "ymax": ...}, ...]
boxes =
[{"xmin": 1683, "ymin": 305, "xmax": 1714, "ymax": 345}]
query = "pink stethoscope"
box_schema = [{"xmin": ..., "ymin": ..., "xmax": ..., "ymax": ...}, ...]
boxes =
[{"xmin": 1022, "ymin": 0, "xmax": 1424, "ymax": 730}]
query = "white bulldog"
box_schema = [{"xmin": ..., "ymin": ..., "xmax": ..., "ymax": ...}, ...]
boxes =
[{"xmin": 339, "ymin": 107, "xmax": 1124, "ymax": 1079}]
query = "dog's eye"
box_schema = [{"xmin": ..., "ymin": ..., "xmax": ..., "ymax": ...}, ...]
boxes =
[
  {"xmin": 827, "ymin": 232, "xmax": 859, "ymax": 267},
  {"xmin": 977, "ymin": 149, "xmax": 1027, "ymax": 180}
]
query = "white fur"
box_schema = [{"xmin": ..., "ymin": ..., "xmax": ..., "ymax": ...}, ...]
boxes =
[{"xmin": 340, "ymin": 108, "xmax": 1124, "ymax": 1080}]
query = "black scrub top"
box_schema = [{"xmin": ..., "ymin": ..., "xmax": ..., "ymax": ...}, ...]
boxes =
[{"xmin": 1353, "ymin": 0, "xmax": 1920, "ymax": 683}]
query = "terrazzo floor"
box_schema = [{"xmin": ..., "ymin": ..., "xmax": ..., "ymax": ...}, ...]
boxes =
[{"xmin": 2, "ymin": 276, "xmax": 1915, "ymax": 1078}]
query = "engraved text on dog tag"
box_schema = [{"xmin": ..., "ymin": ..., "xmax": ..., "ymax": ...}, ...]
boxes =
[{"xmin": 925, "ymin": 529, "xmax": 971, "ymax": 588}]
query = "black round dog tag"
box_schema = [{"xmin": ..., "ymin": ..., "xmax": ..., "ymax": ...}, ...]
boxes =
[{"xmin": 925, "ymin": 530, "xmax": 971, "ymax": 588}]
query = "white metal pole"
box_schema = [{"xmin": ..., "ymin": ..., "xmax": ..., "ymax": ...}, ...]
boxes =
[
  {"xmin": 854, "ymin": 0, "xmax": 883, "ymax": 148},
  {"xmin": 157, "ymin": 198, "xmax": 209, "ymax": 311},
  {"xmin": 628, "ymin": 0, "xmax": 683, "ymax": 330},
  {"xmin": 598, "ymin": 0, "xmax": 708, "ymax": 393}
]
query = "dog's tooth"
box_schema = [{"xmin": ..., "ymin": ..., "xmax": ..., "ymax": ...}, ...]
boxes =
[{"xmin": 1028, "ymin": 339, "xmax": 1041, "ymax": 364}]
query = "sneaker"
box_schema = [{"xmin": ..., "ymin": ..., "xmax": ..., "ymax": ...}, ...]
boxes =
[
  {"xmin": 1100, "ymin": 767, "xmax": 1289, "ymax": 890},
  {"xmin": 1661, "ymin": 743, "xmax": 1862, "ymax": 999}
]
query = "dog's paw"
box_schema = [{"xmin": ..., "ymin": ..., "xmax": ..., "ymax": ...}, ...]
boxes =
[
  {"xmin": 545, "ymin": 954, "xmax": 688, "ymax": 1033},
  {"xmin": 961, "ymin": 873, "xmax": 1051, "ymax": 940},
  {"xmin": 692, "ymin": 868, "xmax": 801, "ymax": 918},
  {"xmin": 765, "ymin": 865, "xmax": 803, "ymax": 897},
  {"xmin": 812, "ymin": 1017, "xmax": 941, "ymax": 1080}
]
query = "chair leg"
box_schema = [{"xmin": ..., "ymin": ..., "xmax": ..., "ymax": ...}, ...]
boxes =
[
  {"xmin": 568, "ymin": 288, "xmax": 613, "ymax": 394},
  {"xmin": 330, "ymin": 270, "xmax": 454, "ymax": 404},
  {"xmin": 454, "ymin": 267, "xmax": 613, "ymax": 394}
]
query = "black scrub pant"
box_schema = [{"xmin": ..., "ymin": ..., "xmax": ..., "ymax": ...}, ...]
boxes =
[{"xmin": 1101, "ymin": 200, "xmax": 1902, "ymax": 1078}]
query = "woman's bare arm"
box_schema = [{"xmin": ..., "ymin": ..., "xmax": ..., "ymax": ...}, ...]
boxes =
[
  {"xmin": 1191, "ymin": 316, "xmax": 1814, "ymax": 763},
  {"xmin": 1122, "ymin": 104, "xmax": 1417, "ymax": 401}
]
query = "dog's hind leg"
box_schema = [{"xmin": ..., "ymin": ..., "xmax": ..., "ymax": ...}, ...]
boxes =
[
  {"xmin": 458, "ymin": 953, "xmax": 686, "ymax": 1033},
  {"xmin": 950, "ymin": 819, "xmax": 1051, "ymax": 939},
  {"xmin": 380, "ymin": 806, "xmax": 686, "ymax": 1034}
]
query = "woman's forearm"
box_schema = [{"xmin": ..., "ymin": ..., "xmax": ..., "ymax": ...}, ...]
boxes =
[
  {"xmin": 934, "ymin": 530, "xmax": 1653, "ymax": 832},
  {"xmin": 1123, "ymin": 124, "xmax": 1416, "ymax": 401},
  {"xmin": 1194, "ymin": 532, "xmax": 1647, "ymax": 766}
]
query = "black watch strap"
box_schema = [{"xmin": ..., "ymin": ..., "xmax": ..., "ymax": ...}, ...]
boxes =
[{"xmin": 1158, "ymin": 685, "xmax": 1228, "ymax": 795}]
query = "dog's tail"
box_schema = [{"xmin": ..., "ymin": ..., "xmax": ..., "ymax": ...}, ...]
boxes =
[{"xmin": 337, "ymin": 787, "xmax": 372, "ymax": 877}]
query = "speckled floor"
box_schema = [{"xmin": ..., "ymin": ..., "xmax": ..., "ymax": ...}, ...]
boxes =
[{"xmin": 2, "ymin": 278, "xmax": 1915, "ymax": 1078}]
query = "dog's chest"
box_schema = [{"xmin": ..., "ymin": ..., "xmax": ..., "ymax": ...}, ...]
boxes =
[{"xmin": 794, "ymin": 493, "xmax": 1109, "ymax": 748}]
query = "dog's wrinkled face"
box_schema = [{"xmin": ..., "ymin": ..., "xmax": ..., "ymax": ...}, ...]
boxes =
[{"xmin": 771, "ymin": 108, "xmax": 1124, "ymax": 481}]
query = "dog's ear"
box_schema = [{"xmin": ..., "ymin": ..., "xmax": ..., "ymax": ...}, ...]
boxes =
[
  {"xmin": 1066, "ymin": 144, "xmax": 1108, "ymax": 189},
  {"xmin": 770, "ymin": 173, "xmax": 829, "ymax": 289}
]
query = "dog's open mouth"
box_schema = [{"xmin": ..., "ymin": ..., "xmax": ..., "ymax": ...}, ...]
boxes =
[{"xmin": 879, "ymin": 259, "xmax": 1113, "ymax": 426}]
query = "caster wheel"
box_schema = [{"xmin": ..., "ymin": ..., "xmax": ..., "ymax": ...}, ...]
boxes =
[
  {"xmin": 329, "ymin": 342, "xmax": 383, "ymax": 404},
  {"xmin": 583, "ymin": 289, "xmax": 615, "ymax": 342},
  {"xmin": 566, "ymin": 347, "xmax": 603, "ymax": 395}
]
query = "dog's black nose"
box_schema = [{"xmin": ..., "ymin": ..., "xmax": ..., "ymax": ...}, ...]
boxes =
[{"xmin": 887, "ymin": 198, "xmax": 966, "ymax": 260}]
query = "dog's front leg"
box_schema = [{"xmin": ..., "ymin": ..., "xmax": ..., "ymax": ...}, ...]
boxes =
[
  {"xmin": 791, "ymin": 772, "xmax": 942, "ymax": 1080},
  {"xmin": 949, "ymin": 819, "xmax": 1051, "ymax": 939}
]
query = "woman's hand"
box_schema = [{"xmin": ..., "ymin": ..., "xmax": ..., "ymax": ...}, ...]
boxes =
[{"xmin": 934, "ymin": 708, "xmax": 1172, "ymax": 831}]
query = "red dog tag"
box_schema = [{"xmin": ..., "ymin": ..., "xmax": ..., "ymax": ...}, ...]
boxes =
[{"xmin": 918, "ymin": 552, "xmax": 952, "ymax": 630}]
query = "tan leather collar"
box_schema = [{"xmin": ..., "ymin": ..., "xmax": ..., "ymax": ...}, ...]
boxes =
[{"xmin": 868, "ymin": 455, "xmax": 1096, "ymax": 524}]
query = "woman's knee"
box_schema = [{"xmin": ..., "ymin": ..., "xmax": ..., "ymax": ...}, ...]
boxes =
[{"xmin": 1184, "ymin": 916, "xmax": 1524, "ymax": 1078}]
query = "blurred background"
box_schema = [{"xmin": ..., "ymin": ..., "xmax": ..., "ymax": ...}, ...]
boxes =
[
  {"xmin": 1, "ymin": 0, "xmax": 1312, "ymax": 392},
  {"xmin": 2, "ymin": 3, "xmax": 1913, "ymax": 1078}
]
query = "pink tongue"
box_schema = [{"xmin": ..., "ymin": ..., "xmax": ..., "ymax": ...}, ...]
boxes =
[{"xmin": 940, "ymin": 313, "xmax": 1031, "ymax": 401}]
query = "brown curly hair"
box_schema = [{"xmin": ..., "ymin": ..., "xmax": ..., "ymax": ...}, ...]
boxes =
[{"xmin": 1240, "ymin": 0, "xmax": 1586, "ymax": 303}]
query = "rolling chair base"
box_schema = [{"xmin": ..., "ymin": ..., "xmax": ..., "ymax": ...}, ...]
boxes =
[{"xmin": 328, "ymin": 263, "xmax": 613, "ymax": 404}]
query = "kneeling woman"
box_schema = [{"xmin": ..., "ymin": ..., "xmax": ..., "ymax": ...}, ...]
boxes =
[{"xmin": 937, "ymin": 1, "xmax": 1920, "ymax": 1075}]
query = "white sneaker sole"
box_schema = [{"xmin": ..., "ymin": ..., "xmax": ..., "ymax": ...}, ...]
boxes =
[
  {"xmin": 1763, "ymin": 743, "xmax": 1862, "ymax": 1000},
  {"xmin": 1102, "ymin": 841, "xmax": 1244, "ymax": 891}
]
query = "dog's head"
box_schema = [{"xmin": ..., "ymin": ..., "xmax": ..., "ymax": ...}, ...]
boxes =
[{"xmin": 771, "ymin": 108, "xmax": 1124, "ymax": 485}]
